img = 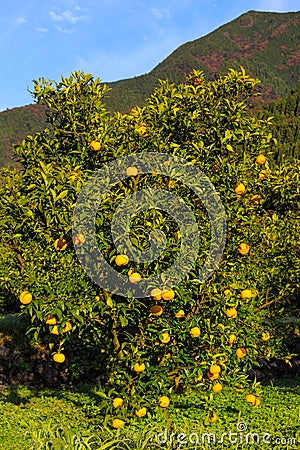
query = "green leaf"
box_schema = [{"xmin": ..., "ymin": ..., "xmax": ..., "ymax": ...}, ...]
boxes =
[
  {"xmin": 106, "ymin": 296, "xmax": 113, "ymax": 308},
  {"xmin": 50, "ymin": 189, "xmax": 56, "ymax": 203},
  {"xmin": 119, "ymin": 315, "xmax": 128, "ymax": 327},
  {"xmin": 40, "ymin": 172, "xmax": 48, "ymax": 187},
  {"xmin": 56, "ymin": 190, "xmax": 69, "ymax": 202}
]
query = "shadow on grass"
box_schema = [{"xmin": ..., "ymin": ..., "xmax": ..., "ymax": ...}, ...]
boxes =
[{"xmin": 260, "ymin": 374, "xmax": 300, "ymax": 390}]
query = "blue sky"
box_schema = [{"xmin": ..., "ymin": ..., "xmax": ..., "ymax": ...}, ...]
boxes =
[{"xmin": 0, "ymin": 0, "xmax": 298, "ymax": 111}]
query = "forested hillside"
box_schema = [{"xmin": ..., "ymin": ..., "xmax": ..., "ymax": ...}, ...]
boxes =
[
  {"xmin": 0, "ymin": 104, "xmax": 46, "ymax": 169},
  {"xmin": 256, "ymin": 80, "xmax": 300, "ymax": 163}
]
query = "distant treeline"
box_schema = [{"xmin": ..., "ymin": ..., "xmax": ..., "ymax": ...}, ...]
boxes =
[{"xmin": 256, "ymin": 79, "xmax": 300, "ymax": 163}]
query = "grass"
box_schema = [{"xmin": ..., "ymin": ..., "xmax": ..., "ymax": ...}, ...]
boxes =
[{"xmin": 0, "ymin": 376, "xmax": 300, "ymax": 449}]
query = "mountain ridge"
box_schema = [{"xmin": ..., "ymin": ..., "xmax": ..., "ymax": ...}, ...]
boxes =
[{"xmin": 105, "ymin": 10, "xmax": 300, "ymax": 110}]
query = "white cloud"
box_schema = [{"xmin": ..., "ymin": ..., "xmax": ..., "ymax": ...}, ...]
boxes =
[
  {"xmin": 16, "ymin": 17, "xmax": 26, "ymax": 24},
  {"xmin": 50, "ymin": 9, "xmax": 87, "ymax": 24},
  {"xmin": 50, "ymin": 11, "xmax": 62, "ymax": 21},
  {"xmin": 36, "ymin": 27, "xmax": 49, "ymax": 33},
  {"xmin": 150, "ymin": 7, "xmax": 171, "ymax": 20},
  {"xmin": 61, "ymin": 10, "xmax": 82, "ymax": 23},
  {"xmin": 55, "ymin": 25, "xmax": 74, "ymax": 34}
]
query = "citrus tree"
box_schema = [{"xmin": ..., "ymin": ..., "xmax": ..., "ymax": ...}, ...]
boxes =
[{"xmin": 0, "ymin": 68, "xmax": 299, "ymax": 425}]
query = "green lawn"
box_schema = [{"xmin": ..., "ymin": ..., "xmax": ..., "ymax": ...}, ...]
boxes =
[{"xmin": 0, "ymin": 376, "xmax": 299, "ymax": 449}]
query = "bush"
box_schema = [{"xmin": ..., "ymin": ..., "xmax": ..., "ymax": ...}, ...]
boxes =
[{"xmin": 0, "ymin": 68, "xmax": 299, "ymax": 422}]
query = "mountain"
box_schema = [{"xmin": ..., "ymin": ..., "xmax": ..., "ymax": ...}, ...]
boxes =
[
  {"xmin": 0, "ymin": 104, "xmax": 46, "ymax": 169},
  {"xmin": 105, "ymin": 10, "xmax": 300, "ymax": 111},
  {"xmin": 1, "ymin": 9, "xmax": 300, "ymax": 168}
]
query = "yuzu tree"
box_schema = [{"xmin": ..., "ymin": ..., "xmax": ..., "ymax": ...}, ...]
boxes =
[{"xmin": 0, "ymin": 69, "xmax": 299, "ymax": 420}]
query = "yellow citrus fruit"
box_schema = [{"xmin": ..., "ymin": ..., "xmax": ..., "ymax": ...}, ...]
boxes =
[
  {"xmin": 159, "ymin": 396, "xmax": 170, "ymax": 407},
  {"xmin": 234, "ymin": 183, "xmax": 246, "ymax": 194},
  {"xmin": 51, "ymin": 325, "xmax": 60, "ymax": 335},
  {"xmin": 229, "ymin": 334, "xmax": 237, "ymax": 345},
  {"xmin": 160, "ymin": 332, "xmax": 170, "ymax": 344},
  {"xmin": 224, "ymin": 289, "xmax": 232, "ymax": 296},
  {"xmin": 238, "ymin": 243, "xmax": 250, "ymax": 255},
  {"xmin": 247, "ymin": 396, "xmax": 260, "ymax": 406},
  {"xmin": 207, "ymin": 371, "xmax": 219, "ymax": 380},
  {"xmin": 212, "ymin": 383, "xmax": 223, "ymax": 393},
  {"xmin": 113, "ymin": 398, "xmax": 124, "ymax": 408},
  {"xmin": 209, "ymin": 412, "xmax": 218, "ymax": 423},
  {"xmin": 150, "ymin": 288, "xmax": 162, "ymax": 300},
  {"xmin": 135, "ymin": 407, "xmax": 147, "ymax": 417},
  {"xmin": 262, "ymin": 331, "xmax": 270, "ymax": 341},
  {"xmin": 126, "ymin": 166, "xmax": 138, "ymax": 177},
  {"xmin": 133, "ymin": 362, "xmax": 145, "ymax": 373},
  {"xmin": 175, "ymin": 310, "xmax": 185, "ymax": 318},
  {"xmin": 45, "ymin": 316, "xmax": 57, "ymax": 325},
  {"xmin": 251, "ymin": 194, "xmax": 263, "ymax": 205},
  {"xmin": 62, "ymin": 321, "xmax": 72, "ymax": 333},
  {"xmin": 129, "ymin": 272, "xmax": 141, "ymax": 283},
  {"xmin": 73, "ymin": 234, "xmax": 86, "ymax": 246},
  {"xmin": 190, "ymin": 327, "xmax": 200, "ymax": 337},
  {"xmin": 150, "ymin": 305, "xmax": 163, "ymax": 317},
  {"xmin": 258, "ymin": 169, "xmax": 269, "ymax": 180},
  {"xmin": 246, "ymin": 393, "xmax": 256, "ymax": 405},
  {"xmin": 256, "ymin": 154, "xmax": 266, "ymax": 164},
  {"xmin": 112, "ymin": 418, "xmax": 125, "ymax": 429},
  {"xmin": 161, "ymin": 289, "xmax": 175, "ymax": 301},
  {"xmin": 226, "ymin": 307, "xmax": 237, "ymax": 318},
  {"xmin": 54, "ymin": 238, "xmax": 67, "ymax": 251},
  {"xmin": 209, "ymin": 364, "xmax": 221, "ymax": 375},
  {"xmin": 90, "ymin": 140, "xmax": 101, "ymax": 151},
  {"xmin": 115, "ymin": 254, "xmax": 129, "ymax": 266},
  {"xmin": 241, "ymin": 289, "xmax": 254, "ymax": 300},
  {"xmin": 53, "ymin": 353, "xmax": 65, "ymax": 363},
  {"xmin": 236, "ymin": 347, "xmax": 247, "ymax": 358},
  {"xmin": 20, "ymin": 291, "xmax": 32, "ymax": 305}
]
